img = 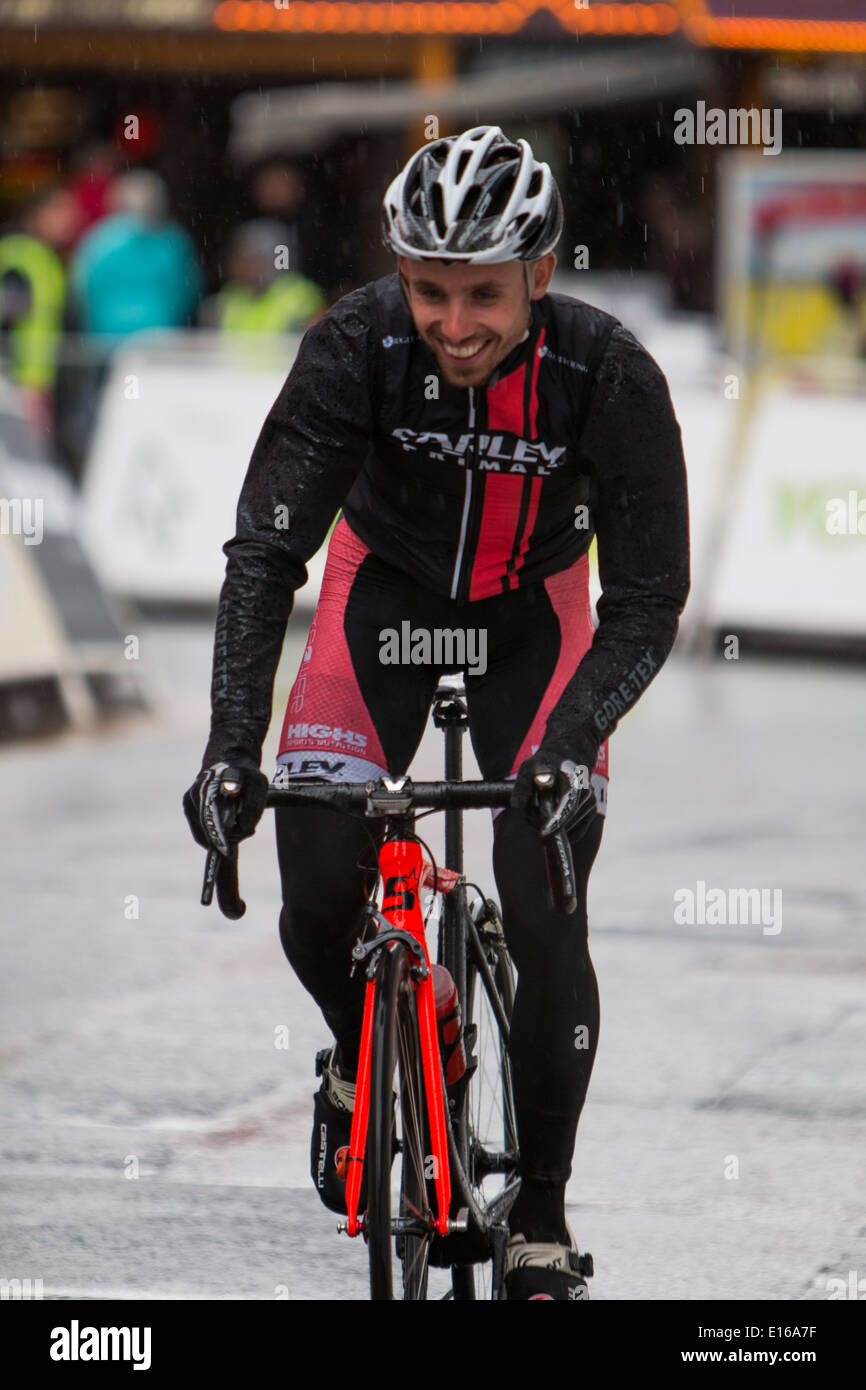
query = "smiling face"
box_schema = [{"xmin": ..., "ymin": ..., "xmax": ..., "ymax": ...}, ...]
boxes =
[{"xmin": 399, "ymin": 253, "xmax": 556, "ymax": 388}]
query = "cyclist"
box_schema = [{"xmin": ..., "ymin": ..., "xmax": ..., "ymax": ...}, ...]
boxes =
[{"xmin": 184, "ymin": 125, "xmax": 690, "ymax": 1300}]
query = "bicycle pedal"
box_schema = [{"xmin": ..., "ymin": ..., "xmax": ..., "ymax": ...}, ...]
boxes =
[{"xmin": 578, "ymin": 1251, "xmax": 594, "ymax": 1279}]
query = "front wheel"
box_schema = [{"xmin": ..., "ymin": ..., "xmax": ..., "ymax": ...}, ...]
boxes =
[
  {"xmin": 451, "ymin": 896, "xmax": 519, "ymax": 1300},
  {"xmin": 365, "ymin": 942, "xmax": 436, "ymax": 1300}
]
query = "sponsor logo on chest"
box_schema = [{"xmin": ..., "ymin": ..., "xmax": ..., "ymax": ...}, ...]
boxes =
[{"xmin": 391, "ymin": 428, "xmax": 567, "ymax": 475}]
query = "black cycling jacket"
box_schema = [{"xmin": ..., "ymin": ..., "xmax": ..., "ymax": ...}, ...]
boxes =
[{"xmin": 203, "ymin": 272, "xmax": 690, "ymax": 776}]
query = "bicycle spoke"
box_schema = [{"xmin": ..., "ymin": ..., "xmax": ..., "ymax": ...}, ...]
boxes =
[{"xmin": 452, "ymin": 909, "xmax": 518, "ymax": 1301}]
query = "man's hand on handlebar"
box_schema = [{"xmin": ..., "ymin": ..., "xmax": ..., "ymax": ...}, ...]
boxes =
[
  {"xmin": 512, "ymin": 752, "xmax": 597, "ymax": 840},
  {"xmin": 512, "ymin": 751, "xmax": 599, "ymax": 917},
  {"xmin": 183, "ymin": 761, "xmax": 269, "ymax": 854},
  {"xmin": 183, "ymin": 761, "xmax": 269, "ymax": 920}
]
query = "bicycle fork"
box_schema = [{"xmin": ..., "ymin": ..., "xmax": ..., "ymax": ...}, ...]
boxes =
[{"xmin": 344, "ymin": 838, "xmax": 452, "ymax": 1239}]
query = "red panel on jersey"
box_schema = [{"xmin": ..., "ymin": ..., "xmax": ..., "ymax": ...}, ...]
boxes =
[
  {"xmin": 468, "ymin": 474, "xmax": 525, "ymax": 600},
  {"xmin": 487, "ymin": 360, "xmax": 526, "ymax": 433}
]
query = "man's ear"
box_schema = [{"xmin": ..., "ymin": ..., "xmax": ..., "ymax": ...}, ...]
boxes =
[{"xmin": 530, "ymin": 253, "xmax": 556, "ymax": 299}]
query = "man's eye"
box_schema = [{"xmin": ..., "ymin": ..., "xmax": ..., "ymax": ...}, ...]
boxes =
[{"xmin": 417, "ymin": 288, "xmax": 496, "ymax": 302}]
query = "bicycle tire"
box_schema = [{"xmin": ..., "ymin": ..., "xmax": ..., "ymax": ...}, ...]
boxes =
[
  {"xmin": 451, "ymin": 895, "xmax": 518, "ymax": 1300},
  {"xmin": 365, "ymin": 941, "xmax": 435, "ymax": 1300}
]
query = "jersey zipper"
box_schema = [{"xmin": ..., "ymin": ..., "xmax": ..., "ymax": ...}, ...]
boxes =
[{"xmin": 449, "ymin": 385, "xmax": 477, "ymax": 601}]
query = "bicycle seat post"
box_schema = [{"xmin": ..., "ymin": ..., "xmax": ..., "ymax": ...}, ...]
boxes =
[{"xmin": 432, "ymin": 675, "xmax": 468, "ymax": 879}]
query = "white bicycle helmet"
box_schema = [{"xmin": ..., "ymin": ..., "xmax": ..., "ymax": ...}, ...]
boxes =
[{"xmin": 381, "ymin": 125, "xmax": 563, "ymax": 264}]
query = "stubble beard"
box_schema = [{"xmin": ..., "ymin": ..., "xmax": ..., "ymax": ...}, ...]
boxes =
[{"xmin": 424, "ymin": 304, "xmax": 531, "ymax": 388}]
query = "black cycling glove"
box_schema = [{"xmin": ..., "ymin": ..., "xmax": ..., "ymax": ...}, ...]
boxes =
[
  {"xmin": 183, "ymin": 760, "xmax": 269, "ymax": 854},
  {"xmin": 512, "ymin": 750, "xmax": 597, "ymax": 839}
]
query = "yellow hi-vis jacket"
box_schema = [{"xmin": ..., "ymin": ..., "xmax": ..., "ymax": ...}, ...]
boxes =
[
  {"xmin": 217, "ymin": 274, "xmax": 325, "ymax": 334},
  {"xmin": 0, "ymin": 233, "xmax": 66, "ymax": 390}
]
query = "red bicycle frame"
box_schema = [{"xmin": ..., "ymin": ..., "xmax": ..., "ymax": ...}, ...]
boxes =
[{"xmin": 344, "ymin": 837, "xmax": 455, "ymax": 1238}]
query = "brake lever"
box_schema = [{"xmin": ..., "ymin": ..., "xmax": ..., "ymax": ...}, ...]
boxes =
[
  {"xmin": 199, "ymin": 775, "xmax": 246, "ymax": 920},
  {"xmin": 201, "ymin": 847, "xmax": 220, "ymax": 906},
  {"xmin": 201, "ymin": 844, "xmax": 247, "ymax": 919},
  {"xmin": 535, "ymin": 778, "xmax": 578, "ymax": 916}
]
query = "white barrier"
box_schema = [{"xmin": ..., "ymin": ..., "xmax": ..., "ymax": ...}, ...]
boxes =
[
  {"xmin": 80, "ymin": 332, "xmax": 315, "ymax": 604},
  {"xmin": 0, "ymin": 378, "xmax": 144, "ymax": 731},
  {"xmin": 0, "ymin": 515, "xmax": 69, "ymax": 681},
  {"xmin": 708, "ymin": 364, "xmax": 866, "ymax": 636}
]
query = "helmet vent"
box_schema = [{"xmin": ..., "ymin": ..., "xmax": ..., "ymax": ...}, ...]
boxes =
[
  {"xmin": 457, "ymin": 185, "xmax": 483, "ymax": 222},
  {"xmin": 429, "ymin": 181, "xmax": 447, "ymax": 238},
  {"xmin": 521, "ymin": 214, "xmax": 542, "ymax": 246}
]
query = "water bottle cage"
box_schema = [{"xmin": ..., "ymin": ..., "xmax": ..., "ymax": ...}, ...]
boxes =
[{"xmin": 436, "ymin": 1002, "xmax": 461, "ymax": 1072}]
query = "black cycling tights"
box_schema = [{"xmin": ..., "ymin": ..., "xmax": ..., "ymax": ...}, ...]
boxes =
[{"xmin": 276, "ymin": 801, "xmax": 603, "ymax": 1243}]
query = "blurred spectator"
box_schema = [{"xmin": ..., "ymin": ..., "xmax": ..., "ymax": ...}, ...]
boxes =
[
  {"xmin": 54, "ymin": 171, "xmax": 202, "ymax": 479},
  {"xmin": 0, "ymin": 183, "xmax": 81, "ymax": 446},
  {"xmin": 201, "ymin": 219, "xmax": 325, "ymax": 333},
  {"xmin": 248, "ymin": 157, "xmax": 359, "ymax": 303},
  {"xmin": 641, "ymin": 167, "xmax": 714, "ymax": 313},
  {"xmin": 66, "ymin": 141, "xmax": 119, "ymax": 247},
  {"xmin": 250, "ymin": 161, "xmax": 307, "ymax": 275},
  {"xmin": 69, "ymin": 169, "xmax": 202, "ymax": 337},
  {"xmin": 827, "ymin": 259, "xmax": 866, "ymax": 358}
]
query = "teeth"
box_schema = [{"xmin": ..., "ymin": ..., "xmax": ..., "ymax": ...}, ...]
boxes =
[{"xmin": 442, "ymin": 340, "xmax": 487, "ymax": 359}]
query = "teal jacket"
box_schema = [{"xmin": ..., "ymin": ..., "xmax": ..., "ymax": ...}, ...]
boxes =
[{"xmin": 70, "ymin": 213, "xmax": 202, "ymax": 338}]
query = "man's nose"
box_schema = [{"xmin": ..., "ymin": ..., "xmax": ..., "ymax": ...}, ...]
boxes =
[{"xmin": 440, "ymin": 298, "xmax": 471, "ymax": 341}]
